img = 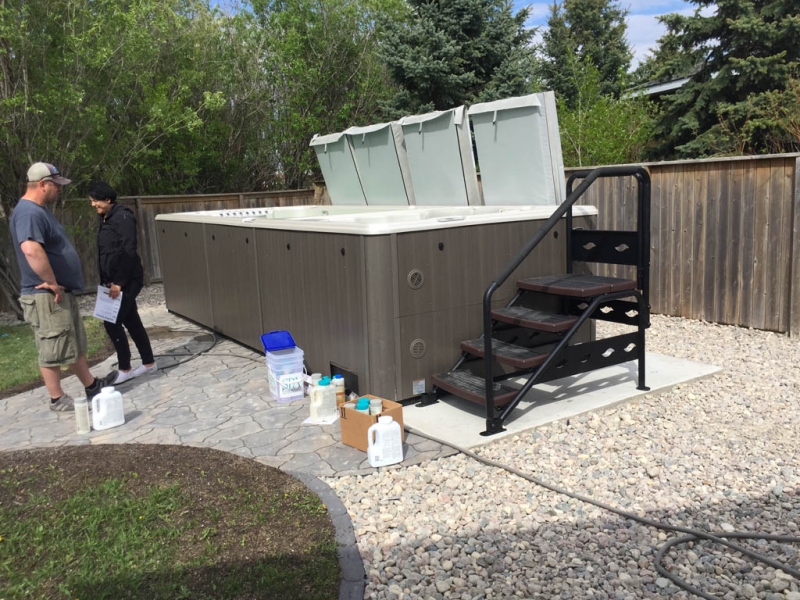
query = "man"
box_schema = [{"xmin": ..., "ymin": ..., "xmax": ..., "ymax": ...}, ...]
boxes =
[{"xmin": 10, "ymin": 162, "xmax": 112, "ymax": 411}]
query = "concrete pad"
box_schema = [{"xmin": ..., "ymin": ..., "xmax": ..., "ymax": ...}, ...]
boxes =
[{"xmin": 402, "ymin": 353, "xmax": 721, "ymax": 450}]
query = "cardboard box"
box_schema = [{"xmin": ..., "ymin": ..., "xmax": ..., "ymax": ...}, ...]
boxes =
[{"xmin": 339, "ymin": 395, "xmax": 404, "ymax": 452}]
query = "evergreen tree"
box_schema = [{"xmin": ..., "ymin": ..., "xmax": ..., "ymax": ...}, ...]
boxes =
[
  {"xmin": 537, "ymin": 0, "xmax": 632, "ymax": 106},
  {"xmin": 646, "ymin": 0, "xmax": 800, "ymax": 158},
  {"xmin": 379, "ymin": 0, "xmax": 536, "ymax": 115}
]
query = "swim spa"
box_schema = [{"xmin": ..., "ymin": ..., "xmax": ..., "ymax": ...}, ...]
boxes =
[{"xmin": 156, "ymin": 204, "xmax": 598, "ymax": 401}]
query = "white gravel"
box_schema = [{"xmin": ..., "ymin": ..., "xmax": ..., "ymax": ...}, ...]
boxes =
[{"xmin": 324, "ymin": 316, "xmax": 800, "ymax": 600}]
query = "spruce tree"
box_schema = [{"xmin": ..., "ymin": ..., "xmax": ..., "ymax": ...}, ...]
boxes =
[
  {"xmin": 646, "ymin": 0, "xmax": 800, "ymax": 158},
  {"xmin": 379, "ymin": 0, "xmax": 536, "ymax": 115},
  {"xmin": 537, "ymin": 0, "xmax": 632, "ymax": 106}
]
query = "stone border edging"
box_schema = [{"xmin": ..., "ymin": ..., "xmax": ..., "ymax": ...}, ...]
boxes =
[{"xmin": 288, "ymin": 471, "xmax": 365, "ymax": 600}]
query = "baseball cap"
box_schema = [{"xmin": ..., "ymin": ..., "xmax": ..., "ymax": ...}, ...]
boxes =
[{"xmin": 27, "ymin": 162, "xmax": 72, "ymax": 185}]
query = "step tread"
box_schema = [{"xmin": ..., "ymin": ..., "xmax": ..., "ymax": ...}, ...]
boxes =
[
  {"xmin": 518, "ymin": 274, "xmax": 637, "ymax": 297},
  {"xmin": 461, "ymin": 337, "xmax": 548, "ymax": 369},
  {"xmin": 433, "ymin": 371, "xmax": 518, "ymax": 406},
  {"xmin": 491, "ymin": 306, "xmax": 578, "ymax": 333}
]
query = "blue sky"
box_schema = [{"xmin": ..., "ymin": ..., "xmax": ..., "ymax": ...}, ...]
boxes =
[{"xmin": 514, "ymin": 0, "xmax": 707, "ymax": 68}]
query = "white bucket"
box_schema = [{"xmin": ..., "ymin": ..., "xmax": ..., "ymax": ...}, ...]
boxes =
[
  {"xmin": 92, "ymin": 386, "xmax": 125, "ymax": 431},
  {"xmin": 266, "ymin": 347, "xmax": 305, "ymax": 402}
]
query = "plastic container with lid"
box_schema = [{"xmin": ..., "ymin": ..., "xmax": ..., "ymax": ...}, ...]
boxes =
[
  {"xmin": 75, "ymin": 396, "xmax": 91, "ymax": 434},
  {"xmin": 92, "ymin": 386, "xmax": 125, "ymax": 431},
  {"xmin": 266, "ymin": 346, "xmax": 305, "ymax": 402},
  {"xmin": 332, "ymin": 374, "xmax": 346, "ymax": 405},
  {"xmin": 367, "ymin": 415, "xmax": 404, "ymax": 467},
  {"xmin": 355, "ymin": 397, "xmax": 371, "ymax": 413},
  {"xmin": 310, "ymin": 376, "xmax": 337, "ymax": 422}
]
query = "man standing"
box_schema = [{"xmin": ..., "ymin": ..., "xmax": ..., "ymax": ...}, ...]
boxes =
[{"xmin": 10, "ymin": 162, "xmax": 112, "ymax": 411}]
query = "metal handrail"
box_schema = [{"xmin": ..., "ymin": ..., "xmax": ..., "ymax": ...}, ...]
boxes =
[{"xmin": 481, "ymin": 166, "xmax": 651, "ymax": 429}]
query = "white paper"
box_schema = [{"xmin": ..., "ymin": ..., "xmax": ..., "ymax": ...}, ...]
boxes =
[
  {"xmin": 302, "ymin": 413, "xmax": 339, "ymax": 426},
  {"xmin": 93, "ymin": 285, "xmax": 123, "ymax": 323}
]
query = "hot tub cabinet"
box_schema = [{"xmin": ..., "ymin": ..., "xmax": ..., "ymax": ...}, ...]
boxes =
[{"xmin": 156, "ymin": 205, "xmax": 598, "ymax": 401}]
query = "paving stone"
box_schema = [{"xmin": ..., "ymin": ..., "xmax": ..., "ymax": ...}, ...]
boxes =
[
  {"xmin": 241, "ymin": 428, "xmax": 292, "ymax": 448},
  {"xmin": 150, "ymin": 407, "xmax": 197, "ymax": 427},
  {"xmin": 254, "ymin": 454, "xmax": 292, "ymax": 469},
  {"xmin": 316, "ymin": 444, "xmax": 369, "ymax": 471},
  {"xmin": 211, "ymin": 438, "xmax": 245, "ymax": 452},
  {"xmin": 280, "ymin": 454, "xmax": 336, "ymax": 476},
  {"xmin": 277, "ymin": 433, "xmax": 336, "ymax": 455},
  {"xmin": 133, "ymin": 428, "xmax": 181, "ymax": 444},
  {"xmin": 252, "ymin": 408, "xmax": 306, "ymax": 429},
  {"xmin": 174, "ymin": 418, "xmax": 230, "ymax": 436},
  {"xmin": 206, "ymin": 421, "xmax": 261, "ymax": 442}
]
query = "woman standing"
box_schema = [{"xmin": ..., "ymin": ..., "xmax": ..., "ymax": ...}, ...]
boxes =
[{"xmin": 89, "ymin": 181, "xmax": 157, "ymax": 385}]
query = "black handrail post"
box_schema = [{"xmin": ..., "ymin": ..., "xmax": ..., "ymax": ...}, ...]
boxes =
[{"xmin": 483, "ymin": 283, "xmax": 500, "ymax": 434}]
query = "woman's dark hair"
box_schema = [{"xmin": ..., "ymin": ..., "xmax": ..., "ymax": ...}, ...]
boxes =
[{"xmin": 87, "ymin": 180, "xmax": 118, "ymax": 202}]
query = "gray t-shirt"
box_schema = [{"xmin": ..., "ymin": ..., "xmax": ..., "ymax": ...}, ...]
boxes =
[{"xmin": 10, "ymin": 199, "xmax": 85, "ymax": 294}]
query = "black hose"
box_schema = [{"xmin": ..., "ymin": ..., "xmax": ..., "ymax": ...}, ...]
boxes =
[{"xmin": 404, "ymin": 425, "xmax": 800, "ymax": 599}]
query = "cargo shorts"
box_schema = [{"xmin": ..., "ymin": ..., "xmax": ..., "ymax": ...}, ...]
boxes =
[{"xmin": 19, "ymin": 292, "xmax": 88, "ymax": 367}]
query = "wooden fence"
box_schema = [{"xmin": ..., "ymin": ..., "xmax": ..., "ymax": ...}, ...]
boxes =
[
  {"xmin": 568, "ymin": 154, "xmax": 800, "ymax": 336},
  {"xmin": 4, "ymin": 155, "xmax": 799, "ymax": 336}
]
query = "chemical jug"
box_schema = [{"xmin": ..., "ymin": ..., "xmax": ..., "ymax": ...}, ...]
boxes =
[
  {"xmin": 309, "ymin": 377, "xmax": 336, "ymax": 422},
  {"xmin": 367, "ymin": 416, "xmax": 403, "ymax": 468},
  {"xmin": 92, "ymin": 386, "xmax": 125, "ymax": 431}
]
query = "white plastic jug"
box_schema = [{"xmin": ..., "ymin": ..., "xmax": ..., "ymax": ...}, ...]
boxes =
[
  {"xmin": 92, "ymin": 386, "xmax": 125, "ymax": 431},
  {"xmin": 309, "ymin": 378, "xmax": 337, "ymax": 423},
  {"xmin": 367, "ymin": 416, "xmax": 403, "ymax": 468}
]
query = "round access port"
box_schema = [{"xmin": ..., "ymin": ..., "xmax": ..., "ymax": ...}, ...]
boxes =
[
  {"xmin": 410, "ymin": 338, "xmax": 427, "ymax": 359},
  {"xmin": 407, "ymin": 269, "xmax": 424, "ymax": 289}
]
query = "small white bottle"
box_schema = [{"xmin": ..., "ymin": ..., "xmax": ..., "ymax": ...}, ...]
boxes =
[
  {"xmin": 75, "ymin": 396, "xmax": 91, "ymax": 434},
  {"xmin": 332, "ymin": 374, "xmax": 346, "ymax": 406}
]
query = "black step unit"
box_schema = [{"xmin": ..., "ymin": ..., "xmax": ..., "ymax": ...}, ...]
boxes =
[
  {"xmin": 491, "ymin": 306, "xmax": 577, "ymax": 333},
  {"xmin": 460, "ymin": 338, "xmax": 549, "ymax": 369},
  {"xmin": 432, "ymin": 371, "xmax": 518, "ymax": 406},
  {"xmin": 517, "ymin": 274, "xmax": 637, "ymax": 297}
]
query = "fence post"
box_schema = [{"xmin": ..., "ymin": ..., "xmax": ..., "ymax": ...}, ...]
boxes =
[
  {"xmin": 790, "ymin": 158, "xmax": 800, "ymax": 337},
  {"xmin": 238, "ymin": 193, "xmax": 246, "ymax": 208},
  {"xmin": 134, "ymin": 197, "xmax": 152, "ymax": 285}
]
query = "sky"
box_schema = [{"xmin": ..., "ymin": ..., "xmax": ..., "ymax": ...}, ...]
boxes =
[{"xmin": 515, "ymin": 0, "xmax": 707, "ymax": 69}]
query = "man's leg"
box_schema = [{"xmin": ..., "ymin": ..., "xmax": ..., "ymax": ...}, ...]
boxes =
[
  {"xmin": 40, "ymin": 365, "xmax": 64, "ymax": 398},
  {"xmin": 68, "ymin": 355, "xmax": 95, "ymax": 387}
]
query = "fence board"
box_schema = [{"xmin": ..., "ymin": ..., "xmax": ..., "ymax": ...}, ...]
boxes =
[
  {"xmin": 703, "ymin": 165, "xmax": 719, "ymax": 321},
  {"xmin": 725, "ymin": 162, "xmax": 743, "ymax": 325},
  {"xmin": 791, "ymin": 158, "xmax": 800, "ymax": 336},
  {"xmin": 690, "ymin": 165, "xmax": 706, "ymax": 320},
  {"xmin": 713, "ymin": 162, "xmax": 730, "ymax": 324},
  {"xmin": 679, "ymin": 165, "xmax": 693, "ymax": 318}
]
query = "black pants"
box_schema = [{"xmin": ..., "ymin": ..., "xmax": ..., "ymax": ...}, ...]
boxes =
[{"xmin": 103, "ymin": 281, "xmax": 154, "ymax": 371}]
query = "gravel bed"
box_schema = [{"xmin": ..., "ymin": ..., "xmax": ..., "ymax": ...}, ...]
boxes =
[{"xmin": 324, "ymin": 316, "xmax": 800, "ymax": 600}]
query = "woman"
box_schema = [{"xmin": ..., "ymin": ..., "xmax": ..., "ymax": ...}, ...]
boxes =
[{"xmin": 89, "ymin": 180, "xmax": 157, "ymax": 384}]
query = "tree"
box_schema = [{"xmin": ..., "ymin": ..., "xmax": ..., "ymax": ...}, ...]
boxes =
[
  {"xmin": 558, "ymin": 56, "xmax": 655, "ymax": 167},
  {"xmin": 379, "ymin": 0, "xmax": 536, "ymax": 115},
  {"xmin": 645, "ymin": 0, "xmax": 800, "ymax": 159},
  {"xmin": 249, "ymin": 0, "xmax": 404, "ymax": 188},
  {"xmin": 0, "ymin": 0, "xmax": 228, "ymax": 315},
  {"xmin": 537, "ymin": 0, "xmax": 632, "ymax": 106}
]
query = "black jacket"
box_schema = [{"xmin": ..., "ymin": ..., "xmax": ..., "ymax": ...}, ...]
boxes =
[{"xmin": 97, "ymin": 203, "xmax": 144, "ymax": 288}]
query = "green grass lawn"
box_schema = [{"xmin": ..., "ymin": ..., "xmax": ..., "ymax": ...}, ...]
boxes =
[
  {"xmin": 0, "ymin": 317, "xmax": 108, "ymax": 392},
  {"xmin": 0, "ymin": 446, "xmax": 340, "ymax": 600}
]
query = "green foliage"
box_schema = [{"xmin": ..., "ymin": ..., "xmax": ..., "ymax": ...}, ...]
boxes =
[
  {"xmin": 379, "ymin": 0, "xmax": 536, "ymax": 116},
  {"xmin": 644, "ymin": 0, "xmax": 800, "ymax": 159},
  {"xmin": 249, "ymin": 0, "xmax": 404, "ymax": 188},
  {"xmin": 537, "ymin": 0, "xmax": 632, "ymax": 105},
  {"xmin": 558, "ymin": 57, "xmax": 655, "ymax": 167}
]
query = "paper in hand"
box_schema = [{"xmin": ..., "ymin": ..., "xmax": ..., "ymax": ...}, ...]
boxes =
[{"xmin": 93, "ymin": 285, "xmax": 123, "ymax": 323}]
